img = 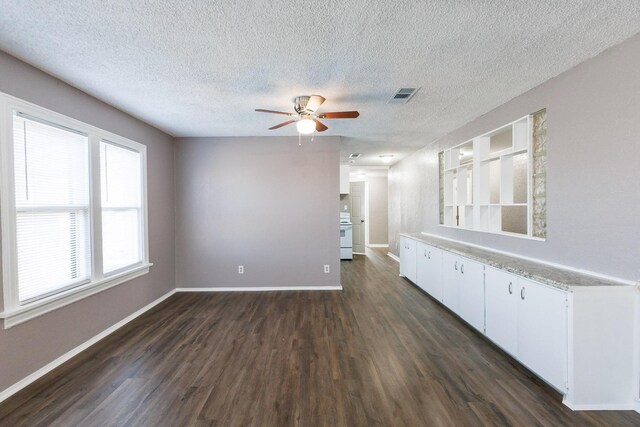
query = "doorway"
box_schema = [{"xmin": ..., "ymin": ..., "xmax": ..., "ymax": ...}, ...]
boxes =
[{"xmin": 350, "ymin": 181, "xmax": 366, "ymax": 254}]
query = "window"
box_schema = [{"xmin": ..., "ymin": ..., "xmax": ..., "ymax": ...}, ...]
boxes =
[
  {"xmin": 0, "ymin": 93, "xmax": 150, "ymax": 328},
  {"xmin": 438, "ymin": 110, "xmax": 547, "ymax": 239},
  {"xmin": 13, "ymin": 114, "xmax": 92, "ymax": 302},
  {"xmin": 101, "ymin": 142, "xmax": 143, "ymax": 274}
]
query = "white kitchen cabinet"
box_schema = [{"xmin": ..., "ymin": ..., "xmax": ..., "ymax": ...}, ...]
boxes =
[
  {"xmin": 442, "ymin": 252, "xmax": 460, "ymax": 313},
  {"xmin": 340, "ymin": 165, "xmax": 350, "ymax": 194},
  {"xmin": 485, "ymin": 266, "xmax": 567, "ymax": 392},
  {"xmin": 398, "ymin": 234, "xmax": 637, "ymax": 409},
  {"xmin": 399, "ymin": 236, "xmax": 417, "ymax": 283},
  {"xmin": 517, "ymin": 278, "xmax": 567, "ymax": 392},
  {"xmin": 457, "ymin": 257, "xmax": 485, "ymax": 332},
  {"xmin": 485, "ymin": 267, "xmax": 518, "ymax": 356},
  {"xmin": 416, "ymin": 243, "xmax": 443, "ymax": 301},
  {"xmin": 442, "ymin": 252, "xmax": 484, "ymax": 332}
]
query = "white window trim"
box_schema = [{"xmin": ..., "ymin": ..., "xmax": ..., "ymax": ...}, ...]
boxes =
[{"xmin": 0, "ymin": 92, "xmax": 152, "ymax": 329}]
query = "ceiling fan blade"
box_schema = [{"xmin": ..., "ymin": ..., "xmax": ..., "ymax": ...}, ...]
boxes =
[
  {"xmin": 317, "ymin": 111, "xmax": 360, "ymax": 119},
  {"xmin": 269, "ymin": 120, "xmax": 296, "ymax": 130},
  {"xmin": 312, "ymin": 118, "xmax": 328, "ymax": 132},
  {"xmin": 255, "ymin": 108, "xmax": 295, "ymax": 116},
  {"xmin": 305, "ymin": 95, "xmax": 326, "ymax": 113}
]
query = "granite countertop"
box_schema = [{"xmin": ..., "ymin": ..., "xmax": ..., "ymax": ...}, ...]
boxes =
[{"xmin": 400, "ymin": 233, "xmax": 634, "ymax": 291}]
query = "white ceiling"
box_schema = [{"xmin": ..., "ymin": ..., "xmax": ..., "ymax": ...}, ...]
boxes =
[{"xmin": 1, "ymin": 1, "xmax": 639, "ymax": 166}]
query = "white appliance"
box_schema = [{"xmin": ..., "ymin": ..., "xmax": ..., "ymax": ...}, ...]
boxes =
[{"xmin": 340, "ymin": 212, "xmax": 353, "ymax": 260}]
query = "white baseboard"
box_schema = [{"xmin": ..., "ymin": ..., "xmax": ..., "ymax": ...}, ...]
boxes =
[
  {"xmin": 563, "ymin": 399, "xmax": 638, "ymax": 411},
  {"xmin": 176, "ymin": 286, "xmax": 343, "ymax": 292},
  {"xmin": 0, "ymin": 289, "xmax": 176, "ymax": 404},
  {"xmin": 387, "ymin": 252, "xmax": 400, "ymax": 263},
  {"xmin": 367, "ymin": 244, "xmax": 389, "ymax": 248}
]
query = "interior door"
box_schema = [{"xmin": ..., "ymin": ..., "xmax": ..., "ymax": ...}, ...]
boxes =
[{"xmin": 350, "ymin": 181, "xmax": 366, "ymax": 254}]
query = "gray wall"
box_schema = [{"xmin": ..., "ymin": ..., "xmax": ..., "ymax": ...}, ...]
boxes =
[
  {"xmin": 367, "ymin": 176, "xmax": 388, "ymax": 245},
  {"xmin": 174, "ymin": 137, "xmax": 340, "ymax": 288},
  {"xmin": 389, "ymin": 32, "xmax": 640, "ymax": 282},
  {"xmin": 0, "ymin": 51, "xmax": 176, "ymax": 392}
]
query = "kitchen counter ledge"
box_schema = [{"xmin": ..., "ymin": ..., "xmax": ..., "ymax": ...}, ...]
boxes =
[{"xmin": 400, "ymin": 233, "xmax": 635, "ymax": 291}]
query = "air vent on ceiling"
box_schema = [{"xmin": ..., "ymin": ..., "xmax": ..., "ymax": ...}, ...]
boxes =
[
  {"xmin": 348, "ymin": 153, "xmax": 361, "ymax": 159},
  {"xmin": 387, "ymin": 87, "xmax": 419, "ymax": 104}
]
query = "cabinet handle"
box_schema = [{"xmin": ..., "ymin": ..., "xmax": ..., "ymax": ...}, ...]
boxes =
[
  {"xmin": 460, "ymin": 264, "xmax": 464, "ymax": 274},
  {"xmin": 521, "ymin": 287, "xmax": 525, "ymax": 300},
  {"xmin": 424, "ymin": 249, "xmax": 427, "ymax": 257},
  {"xmin": 454, "ymin": 261, "xmax": 458, "ymax": 271},
  {"xmin": 428, "ymin": 251, "xmax": 431, "ymax": 259},
  {"xmin": 508, "ymin": 282, "xmax": 513, "ymax": 294}
]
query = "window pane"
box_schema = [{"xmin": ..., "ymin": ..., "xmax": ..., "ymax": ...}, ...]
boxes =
[
  {"xmin": 13, "ymin": 115, "xmax": 89, "ymax": 207},
  {"xmin": 102, "ymin": 209, "xmax": 141, "ymax": 273},
  {"xmin": 13, "ymin": 114, "xmax": 91, "ymax": 303},
  {"xmin": 101, "ymin": 142, "xmax": 141, "ymax": 208},
  {"xmin": 16, "ymin": 211, "xmax": 90, "ymax": 302},
  {"xmin": 101, "ymin": 142, "xmax": 142, "ymax": 273}
]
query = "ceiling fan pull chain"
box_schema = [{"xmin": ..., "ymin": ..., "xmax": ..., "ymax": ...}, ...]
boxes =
[{"xmin": 298, "ymin": 133, "xmax": 301, "ymax": 147}]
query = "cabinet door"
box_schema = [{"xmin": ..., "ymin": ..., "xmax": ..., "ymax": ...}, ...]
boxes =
[
  {"xmin": 458, "ymin": 257, "xmax": 485, "ymax": 332},
  {"xmin": 416, "ymin": 244, "xmax": 443, "ymax": 301},
  {"xmin": 425, "ymin": 246, "xmax": 443, "ymax": 302},
  {"xmin": 442, "ymin": 252, "xmax": 460, "ymax": 312},
  {"xmin": 416, "ymin": 243, "xmax": 429, "ymax": 292},
  {"xmin": 405, "ymin": 239, "xmax": 417, "ymax": 283},
  {"xmin": 400, "ymin": 237, "xmax": 409, "ymax": 277},
  {"xmin": 485, "ymin": 267, "xmax": 518, "ymax": 355},
  {"xmin": 400, "ymin": 237, "xmax": 417, "ymax": 283},
  {"xmin": 517, "ymin": 278, "xmax": 567, "ymax": 391}
]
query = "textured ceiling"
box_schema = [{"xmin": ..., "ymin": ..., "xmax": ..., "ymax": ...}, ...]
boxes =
[{"xmin": 1, "ymin": 1, "xmax": 639, "ymax": 166}]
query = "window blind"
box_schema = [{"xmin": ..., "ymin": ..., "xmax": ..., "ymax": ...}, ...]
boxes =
[
  {"xmin": 100, "ymin": 141, "xmax": 142, "ymax": 274},
  {"xmin": 13, "ymin": 114, "xmax": 91, "ymax": 303}
]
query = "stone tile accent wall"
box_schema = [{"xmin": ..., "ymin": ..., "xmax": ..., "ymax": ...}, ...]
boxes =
[{"xmin": 532, "ymin": 109, "xmax": 547, "ymax": 239}]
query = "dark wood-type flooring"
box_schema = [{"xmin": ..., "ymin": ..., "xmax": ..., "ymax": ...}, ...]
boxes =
[{"xmin": 1, "ymin": 248, "xmax": 639, "ymax": 426}]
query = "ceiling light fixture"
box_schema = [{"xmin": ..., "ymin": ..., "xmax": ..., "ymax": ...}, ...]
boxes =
[
  {"xmin": 296, "ymin": 118, "xmax": 316, "ymax": 134},
  {"xmin": 379, "ymin": 154, "xmax": 394, "ymax": 164}
]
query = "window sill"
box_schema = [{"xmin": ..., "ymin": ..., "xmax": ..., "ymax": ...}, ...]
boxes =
[
  {"xmin": 437, "ymin": 224, "xmax": 546, "ymax": 241},
  {"xmin": 0, "ymin": 263, "xmax": 153, "ymax": 329}
]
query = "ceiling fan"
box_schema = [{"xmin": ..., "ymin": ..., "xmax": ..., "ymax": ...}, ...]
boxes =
[{"xmin": 255, "ymin": 95, "xmax": 359, "ymax": 134}]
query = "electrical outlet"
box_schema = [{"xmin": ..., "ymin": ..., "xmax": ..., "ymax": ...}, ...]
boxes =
[
  {"xmin": 238, "ymin": 265, "xmax": 244, "ymax": 274},
  {"xmin": 324, "ymin": 265, "xmax": 330, "ymax": 273}
]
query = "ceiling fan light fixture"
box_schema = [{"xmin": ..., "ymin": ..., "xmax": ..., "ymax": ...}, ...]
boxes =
[{"xmin": 296, "ymin": 118, "xmax": 316, "ymax": 134}]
